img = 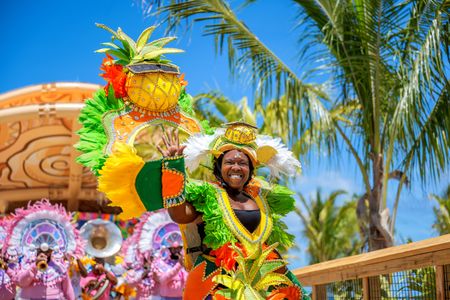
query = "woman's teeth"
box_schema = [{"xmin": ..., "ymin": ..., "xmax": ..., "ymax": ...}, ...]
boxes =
[{"xmin": 230, "ymin": 174, "xmax": 243, "ymax": 179}]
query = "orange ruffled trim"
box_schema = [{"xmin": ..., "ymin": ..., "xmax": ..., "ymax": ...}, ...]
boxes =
[{"xmin": 267, "ymin": 285, "xmax": 303, "ymax": 300}]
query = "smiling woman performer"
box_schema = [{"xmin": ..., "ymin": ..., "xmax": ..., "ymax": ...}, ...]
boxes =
[{"xmin": 155, "ymin": 122, "xmax": 310, "ymax": 300}]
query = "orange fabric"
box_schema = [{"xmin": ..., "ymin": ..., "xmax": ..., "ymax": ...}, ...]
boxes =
[
  {"xmin": 183, "ymin": 261, "xmax": 221, "ymax": 300},
  {"xmin": 213, "ymin": 293, "xmax": 229, "ymax": 300},
  {"xmin": 262, "ymin": 244, "xmax": 281, "ymax": 261},
  {"xmin": 244, "ymin": 179, "xmax": 261, "ymax": 199},
  {"xmin": 209, "ymin": 242, "xmax": 278, "ymax": 271},
  {"xmin": 161, "ymin": 169, "xmax": 184, "ymax": 199},
  {"xmin": 267, "ymin": 286, "xmax": 302, "ymax": 300},
  {"xmin": 209, "ymin": 242, "xmax": 246, "ymax": 271}
]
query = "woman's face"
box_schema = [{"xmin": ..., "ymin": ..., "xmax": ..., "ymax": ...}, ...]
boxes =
[{"xmin": 221, "ymin": 150, "xmax": 251, "ymax": 191}]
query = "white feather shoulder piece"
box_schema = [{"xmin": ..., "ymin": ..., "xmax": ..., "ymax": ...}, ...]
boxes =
[
  {"xmin": 255, "ymin": 135, "xmax": 302, "ymax": 178},
  {"xmin": 183, "ymin": 129, "xmax": 224, "ymax": 172}
]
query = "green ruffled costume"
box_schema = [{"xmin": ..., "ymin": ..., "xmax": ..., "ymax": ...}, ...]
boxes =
[{"xmin": 181, "ymin": 174, "xmax": 310, "ymax": 300}]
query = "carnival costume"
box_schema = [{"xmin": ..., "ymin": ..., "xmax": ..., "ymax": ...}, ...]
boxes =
[
  {"xmin": 0, "ymin": 218, "xmax": 16, "ymax": 300},
  {"xmin": 4, "ymin": 199, "xmax": 84, "ymax": 300},
  {"xmin": 76, "ymin": 24, "xmax": 309, "ymax": 300},
  {"xmin": 79, "ymin": 219, "xmax": 122, "ymax": 300},
  {"xmin": 123, "ymin": 210, "xmax": 187, "ymax": 300}
]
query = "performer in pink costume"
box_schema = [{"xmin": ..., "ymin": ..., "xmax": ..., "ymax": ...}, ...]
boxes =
[
  {"xmin": 128, "ymin": 211, "xmax": 187, "ymax": 300},
  {"xmin": 16, "ymin": 243, "xmax": 75, "ymax": 300},
  {"xmin": 0, "ymin": 218, "xmax": 16, "ymax": 300},
  {"xmin": 125, "ymin": 254, "xmax": 160, "ymax": 300},
  {"xmin": 156, "ymin": 243, "xmax": 187, "ymax": 300},
  {"xmin": 4, "ymin": 199, "xmax": 84, "ymax": 300}
]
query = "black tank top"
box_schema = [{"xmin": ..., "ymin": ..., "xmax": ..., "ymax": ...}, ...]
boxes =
[
  {"xmin": 197, "ymin": 209, "xmax": 261, "ymax": 242},
  {"xmin": 233, "ymin": 209, "xmax": 261, "ymax": 233}
]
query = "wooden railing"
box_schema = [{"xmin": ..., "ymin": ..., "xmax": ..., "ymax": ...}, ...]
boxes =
[{"xmin": 293, "ymin": 234, "xmax": 450, "ymax": 299}]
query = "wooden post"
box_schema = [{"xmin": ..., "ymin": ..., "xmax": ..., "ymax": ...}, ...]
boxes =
[
  {"xmin": 442, "ymin": 265, "xmax": 450, "ymax": 300},
  {"xmin": 362, "ymin": 277, "xmax": 370, "ymax": 300},
  {"xmin": 368, "ymin": 276, "xmax": 382, "ymax": 299},
  {"xmin": 436, "ymin": 265, "xmax": 444, "ymax": 300},
  {"xmin": 312, "ymin": 285, "xmax": 317, "ymax": 300},
  {"xmin": 312, "ymin": 285, "xmax": 327, "ymax": 300}
]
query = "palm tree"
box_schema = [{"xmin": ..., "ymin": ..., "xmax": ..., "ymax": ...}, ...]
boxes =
[
  {"xmin": 145, "ymin": 0, "xmax": 450, "ymax": 251},
  {"xmin": 295, "ymin": 190, "xmax": 361, "ymax": 264},
  {"xmin": 431, "ymin": 184, "xmax": 450, "ymax": 235}
]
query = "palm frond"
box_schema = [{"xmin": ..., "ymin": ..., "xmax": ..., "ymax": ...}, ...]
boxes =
[{"xmin": 145, "ymin": 0, "xmax": 333, "ymax": 153}]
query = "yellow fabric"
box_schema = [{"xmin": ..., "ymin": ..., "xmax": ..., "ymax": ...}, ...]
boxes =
[
  {"xmin": 98, "ymin": 142, "xmax": 146, "ymax": 219},
  {"xmin": 115, "ymin": 283, "xmax": 136, "ymax": 299},
  {"xmin": 217, "ymin": 189, "xmax": 273, "ymax": 259}
]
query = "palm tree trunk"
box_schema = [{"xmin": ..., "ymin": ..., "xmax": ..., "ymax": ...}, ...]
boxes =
[{"xmin": 369, "ymin": 153, "xmax": 393, "ymax": 250}]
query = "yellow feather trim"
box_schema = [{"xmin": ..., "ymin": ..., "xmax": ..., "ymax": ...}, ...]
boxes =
[{"xmin": 98, "ymin": 142, "xmax": 146, "ymax": 220}]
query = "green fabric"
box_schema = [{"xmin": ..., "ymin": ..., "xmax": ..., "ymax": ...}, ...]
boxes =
[
  {"xmin": 265, "ymin": 184, "xmax": 296, "ymax": 216},
  {"xmin": 136, "ymin": 156, "xmax": 186, "ymax": 211},
  {"xmin": 75, "ymin": 87, "xmax": 123, "ymax": 176},
  {"xmin": 185, "ymin": 181, "xmax": 236, "ymax": 249},
  {"xmin": 164, "ymin": 156, "xmax": 185, "ymax": 173},
  {"xmin": 193, "ymin": 254, "xmax": 220, "ymax": 278},
  {"xmin": 135, "ymin": 160, "xmax": 163, "ymax": 211},
  {"xmin": 266, "ymin": 214, "xmax": 295, "ymax": 253}
]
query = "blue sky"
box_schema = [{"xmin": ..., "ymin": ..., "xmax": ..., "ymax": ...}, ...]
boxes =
[{"xmin": 2, "ymin": 0, "xmax": 449, "ymax": 269}]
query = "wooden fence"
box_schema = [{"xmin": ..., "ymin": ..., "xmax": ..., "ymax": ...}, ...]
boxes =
[{"xmin": 294, "ymin": 234, "xmax": 450, "ymax": 299}]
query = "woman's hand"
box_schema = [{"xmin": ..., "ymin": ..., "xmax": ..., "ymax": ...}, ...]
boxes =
[{"xmin": 157, "ymin": 127, "xmax": 186, "ymax": 157}]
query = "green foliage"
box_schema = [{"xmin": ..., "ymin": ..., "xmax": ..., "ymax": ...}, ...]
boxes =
[
  {"xmin": 431, "ymin": 185, "xmax": 450, "ymax": 235},
  {"xmin": 96, "ymin": 23, "xmax": 183, "ymax": 65},
  {"xmin": 296, "ymin": 190, "xmax": 362, "ymax": 264}
]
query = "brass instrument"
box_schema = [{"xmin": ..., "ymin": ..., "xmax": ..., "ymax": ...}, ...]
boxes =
[
  {"xmin": 80, "ymin": 219, "xmax": 123, "ymax": 258},
  {"xmin": 37, "ymin": 260, "xmax": 48, "ymax": 271},
  {"xmin": 0, "ymin": 258, "xmax": 7, "ymax": 270}
]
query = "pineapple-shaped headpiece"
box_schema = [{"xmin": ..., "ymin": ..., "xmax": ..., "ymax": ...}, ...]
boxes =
[{"xmin": 96, "ymin": 24, "xmax": 184, "ymax": 113}]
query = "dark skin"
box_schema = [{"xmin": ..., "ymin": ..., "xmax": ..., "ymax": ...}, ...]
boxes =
[
  {"xmin": 142, "ymin": 256, "xmax": 155, "ymax": 280},
  {"xmin": 157, "ymin": 128, "xmax": 258, "ymax": 224},
  {"xmin": 36, "ymin": 250, "xmax": 52, "ymax": 266},
  {"xmin": 92, "ymin": 257, "xmax": 118, "ymax": 285}
]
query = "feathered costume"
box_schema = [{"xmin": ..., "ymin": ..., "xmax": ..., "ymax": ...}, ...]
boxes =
[
  {"xmin": 122, "ymin": 210, "xmax": 187, "ymax": 299},
  {"xmin": 76, "ymin": 24, "xmax": 309, "ymax": 300},
  {"xmin": 0, "ymin": 218, "xmax": 16, "ymax": 300},
  {"xmin": 5, "ymin": 199, "xmax": 84, "ymax": 300}
]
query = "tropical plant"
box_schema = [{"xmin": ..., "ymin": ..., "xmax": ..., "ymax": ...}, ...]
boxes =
[
  {"xmin": 144, "ymin": 0, "xmax": 450, "ymax": 251},
  {"xmin": 431, "ymin": 184, "xmax": 450, "ymax": 235},
  {"xmin": 295, "ymin": 190, "xmax": 361, "ymax": 264}
]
